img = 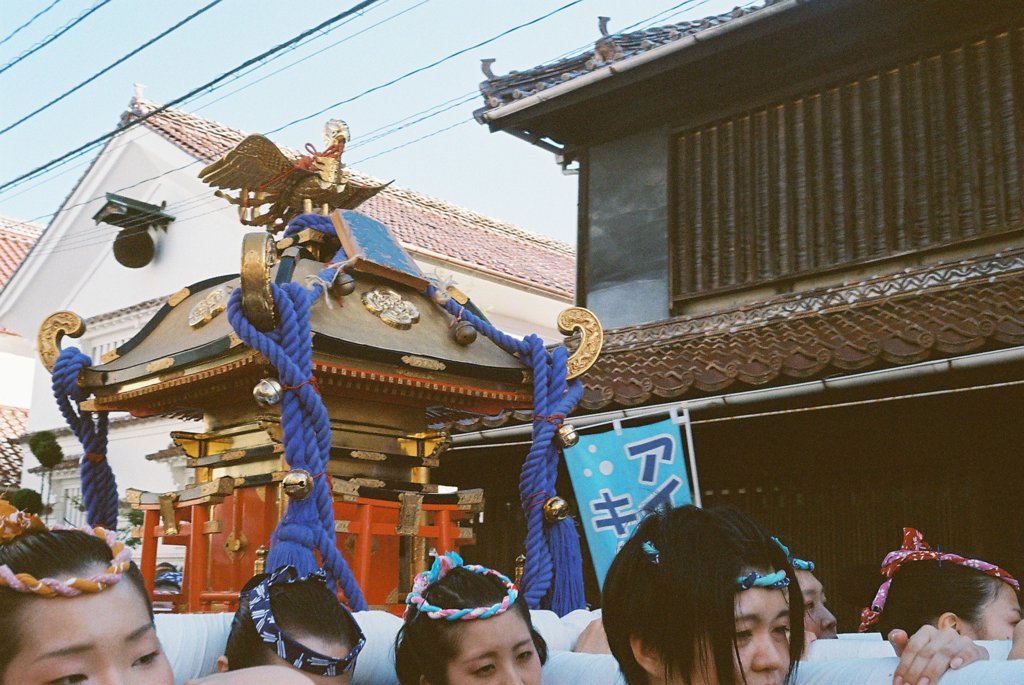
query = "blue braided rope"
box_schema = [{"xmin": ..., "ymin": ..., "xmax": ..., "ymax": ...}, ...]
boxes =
[
  {"xmin": 51, "ymin": 347, "xmax": 118, "ymax": 529},
  {"xmin": 425, "ymin": 284, "xmax": 585, "ymax": 615},
  {"xmin": 227, "ymin": 213, "xmax": 366, "ymax": 611}
]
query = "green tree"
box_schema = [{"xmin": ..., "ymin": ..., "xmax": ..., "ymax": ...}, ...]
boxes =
[{"xmin": 9, "ymin": 488, "xmax": 43, "ymax": 515}]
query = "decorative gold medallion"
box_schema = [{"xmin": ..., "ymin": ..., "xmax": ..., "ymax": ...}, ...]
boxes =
[
  {"xmin": 188, "ymin": 286, "xmax": 233, "ymax": 328},
  {"xmin": 362, "ymin": 287, "xmax": 420, "ymax": 329},
  {"xmin": 558, "ymin": 307, "xmax": 604, "ymax": 379}
]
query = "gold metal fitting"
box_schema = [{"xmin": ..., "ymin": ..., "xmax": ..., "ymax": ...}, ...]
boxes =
[
  {"xmin": 253, "ymin": 545, "xmax": 268, "ymax": 575},
  {"xmin": 556, "ymin": 423, "xmax": 580, "ymax": 449},
  {"xmin": 543, "ymin": 496, "xmax": 570, "ymax": 522},
  {"xmin": 282, "ymin": 469, "xmax": 314, "ymax": 500}
]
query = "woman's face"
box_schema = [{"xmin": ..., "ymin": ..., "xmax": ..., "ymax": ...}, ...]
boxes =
[
  {"xmin": 2, "ymin": 575, "xmax": 173, "ymax": 685},
  {"xmin": 441, "ymin": 609, "xmax": 541, "ymax": 685},
  {"xmin": 966, "ymin": 582, "xmax": 1021, "ymax": 640},
  {"xmin": 731, "ymin": 587, "xmax": 792, "ymax": 685},
  {"xmin": 640, "ymin": 587, "xmax": 793, "ymax": 685}
]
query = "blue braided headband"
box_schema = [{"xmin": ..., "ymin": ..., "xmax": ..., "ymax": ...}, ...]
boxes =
[
  {"xmin": 736, "ymin": 570, "xmax": 791, "ymax": 591},
  {"xmin": 405, "ymin": 551, "xmax": 518, "ymax": 620},
  {"xmin": 246, "ymin": 566, "xmax": 365, "ymax": 676},
  {"xmin": 772, "ymin": 536, "xmax": 816, "ymax": 572}
]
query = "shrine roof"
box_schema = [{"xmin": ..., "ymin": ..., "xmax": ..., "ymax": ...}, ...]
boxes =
[{"xmin": 122, "ymin": 98, "xmax": 575, "ymax": 296}]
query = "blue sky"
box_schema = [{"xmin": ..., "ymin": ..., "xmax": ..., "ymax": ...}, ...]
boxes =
[{"xmin": 0, "ymin": 0, "xmax": 746, "ymax": 244}]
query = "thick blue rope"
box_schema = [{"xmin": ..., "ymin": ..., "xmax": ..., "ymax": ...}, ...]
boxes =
[
  {"xmin": 51, "ymin": 347, "xmax": 118, "ymax": 529},
  {"xmin": 425, "ymin": 285, "xmax": 585, "ymax": 615},
  {"xmin": 227, "ymin": 214, "xmax": 366, "ymax": 611}
]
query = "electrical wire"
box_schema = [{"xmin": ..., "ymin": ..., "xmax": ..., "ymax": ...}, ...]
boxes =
[
  {"xmin": 0, "ymin": 0, "xmax": 113, "ymax": 77},
  {"xmin": 349, "ymin": 118, "xmax": 472, "ymax": 165},
  {"xmin": 9, "ymin": 0, "xmax": 724, "ymax": 240},
  {"xmin": 0, "ymin": 0, "xmax": 385, "ymax": 194},
  {"xmin": 0, "ymin": 0, "xmax": 64, "ymax": 49},
  {"xmin": 190, "ymin": 0, "xmax": 428, "ymax": 114},
  {"xmin": 266, "ymin": 0, "xmax": 587, "ymax": 136},
  {"xmin": 0, "ymin": 0, "xmax": 226, "ymax": 137}
]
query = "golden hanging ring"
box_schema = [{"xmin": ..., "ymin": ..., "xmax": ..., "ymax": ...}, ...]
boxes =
[
  {"xmin": 240, "ymin": 232, "xmax": 277, "ymax": 332},
  {"xmin": 558, "ymin": 307, "xmax": 603, "ymax": 379}
]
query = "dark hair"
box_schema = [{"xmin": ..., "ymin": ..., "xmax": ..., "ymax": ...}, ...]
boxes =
[
  {"xmin": 603, "ymin": 505, "xmax": 804, "ymax": 685},
  {"xmin": 0, "ymin": 529, "xmax": 151, "ymax": 677},
  {"xmin": 874, "ymin": 561, "xmax": 1008, "ymax": 636},
  {"xmin": 225, "ymin": 573, "xmax": 363, "ymax": 670},
  {"xmin": 394, "ymin": 567, "xmax": 548, "ymax": 685}
]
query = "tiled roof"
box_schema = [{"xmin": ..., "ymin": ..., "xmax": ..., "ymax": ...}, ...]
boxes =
[
  {"xmin": 0, "ymin": 406, "xmax": 28, "ymax": 487},
  {"xmin": 444, "ymin": 248, "xmax": 1024, "ymax": 430},
  {"xmin": 27, "ymin": 456, "xmax": 80, "ymax": 475},
  {"xmin": 477, "ymin": 3, "xmax": 770, "ymax": 114},
  {"xmin": 122, "ymin": 98, "xmax": 575, "ymax": 295},
  {"xmin": 579, "ymin": 249, "xmax": 1024, "ymax": 411},
  {"xmin": 0, "ymin": 215, "xmax": 40, "ymax": 290}
]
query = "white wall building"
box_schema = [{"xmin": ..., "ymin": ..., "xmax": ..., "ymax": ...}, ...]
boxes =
[{"xmin": 0, "ymin": 94, "xmax": 575, "ymax": 527}]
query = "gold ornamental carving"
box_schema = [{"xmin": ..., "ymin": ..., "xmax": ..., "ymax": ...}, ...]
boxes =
[
  {"xmin": 188, "ymin": 285, "xmax": 232, "ymax": 328},
  {"xmin": 167, "ymin": 287, "xmax": 191, "ymax": 307},
  {"xmin": 240, "ymin": 232, "xmax": 277, "ymax": 332},
  {"xmin": 558, "ymin": 307, "xmax": 604, "ymax": 379},
  {"xmin": 38, "ymin": 311, "xmax": 86, "ymax": 373},
  {"xmin": 362, "ymin": 287, "xmax": 420, "ymax": 330},
  {"xmin": 401, "ymin": 355, "xmax": 445, "ymax": 371}
]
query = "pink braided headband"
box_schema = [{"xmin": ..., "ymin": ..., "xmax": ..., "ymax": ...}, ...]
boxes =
[
  {"xmin": 858, "ymin": 527, "xmax": 1018, "ymax": 632},
  {"xmin": 405, "ymin": 551, "xmax": 518, "ymax": 621},
  {"xmin": 0, "ymin": 501, "xmax": 131, "ymax": 598}
]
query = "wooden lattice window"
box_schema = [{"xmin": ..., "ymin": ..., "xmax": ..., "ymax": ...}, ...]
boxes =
[{"xmin": 673, "ymin": 26, "xmax": 1024, "ymax": 302}]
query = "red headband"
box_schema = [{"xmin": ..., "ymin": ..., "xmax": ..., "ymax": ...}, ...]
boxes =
[{"xmin": 858, "ymin": 527, "xmax": 1019, "ymax": 632}]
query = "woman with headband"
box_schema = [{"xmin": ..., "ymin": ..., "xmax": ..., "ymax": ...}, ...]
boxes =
[
  {"xmin": 602, "ymin": 505, "xmax": 805, "ymax": 685},
  {"xmin": 394, "ymin": 551, "xmax": 548, "ymax": 685},
  {"xmin": 860, "ymin": 527, "xmax": 1021, "ymax": 685},
  {"xmin": 214, "ymin": 566, "xmax": 366, "ymax": 684},
  {"xmin": 0, "ymin": 499, "xmax": 316, "ymax": 685}
]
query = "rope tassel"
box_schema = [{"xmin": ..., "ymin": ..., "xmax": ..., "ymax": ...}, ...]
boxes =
[
  {"xmin": 51, "ymin": 348, "xmax": 118, "ymax": 530},
  {"xmin": 227, "ymin": 214, "xmax": 366, "ymax": 611},
  {"xmin": 426, "ymin": 285, "xmax": 586, "ymax": 616}
]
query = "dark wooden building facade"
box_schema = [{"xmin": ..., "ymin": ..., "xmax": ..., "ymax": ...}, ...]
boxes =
[{"xmin": 453, "ymin": 0, "xmax": 1024, "ymax": 627}]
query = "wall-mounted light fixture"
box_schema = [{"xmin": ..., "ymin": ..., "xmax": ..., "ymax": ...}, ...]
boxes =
[{"xmin": 92, "ymin": 193, "xmax": 175, "ymax": 268}]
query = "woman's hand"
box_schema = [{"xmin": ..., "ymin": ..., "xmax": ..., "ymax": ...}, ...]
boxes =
[
  {"xmin": 186, "ymin": 665, "xmax": 315, "ymax": 684},
  {"xmin": 888, "ymin": 625, "xmax": 988, "ymax": 685}
]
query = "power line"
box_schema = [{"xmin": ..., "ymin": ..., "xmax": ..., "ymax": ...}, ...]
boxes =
[
  {"xmin": 0, "ymin": 0, "xmax": 64, "ymax": 49},
  {"xmin": 0, "ymin": 0, "xmax": 385, "ymax": 195},
  {"xmin": 0, "ymin": 0, "xmax": 113, "ymax": 77},
  {"xmin": 267, "ymin": 0, "xmax": 587, "ymax": 135},
  {"xmin": 13, "ymin": 0, "xmax": 717, "ymax": 232},
  {"xmin": 189, "ymin": 0, "xmax": 420, "ymax": 113},
  {"xmin": 350, "ymin": 118, "xmax": 472, "ymax": 165},
  {"xmin": 0, "ymin": 0, "xmax": 226, "ymax": 137},
  {"xmin": 5, "ymin": 0, "xmax": 598, "ymax": 214}
]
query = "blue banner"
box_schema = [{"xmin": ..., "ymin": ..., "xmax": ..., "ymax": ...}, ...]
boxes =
[{"xmin": 564, "ymin": 418, "xmax": 694, "ymax": 588}]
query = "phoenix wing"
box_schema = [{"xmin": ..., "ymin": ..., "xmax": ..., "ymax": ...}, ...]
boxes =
[{"xmin": 198, "ymin": 135, "xmax": 303, "ymax": 193}]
